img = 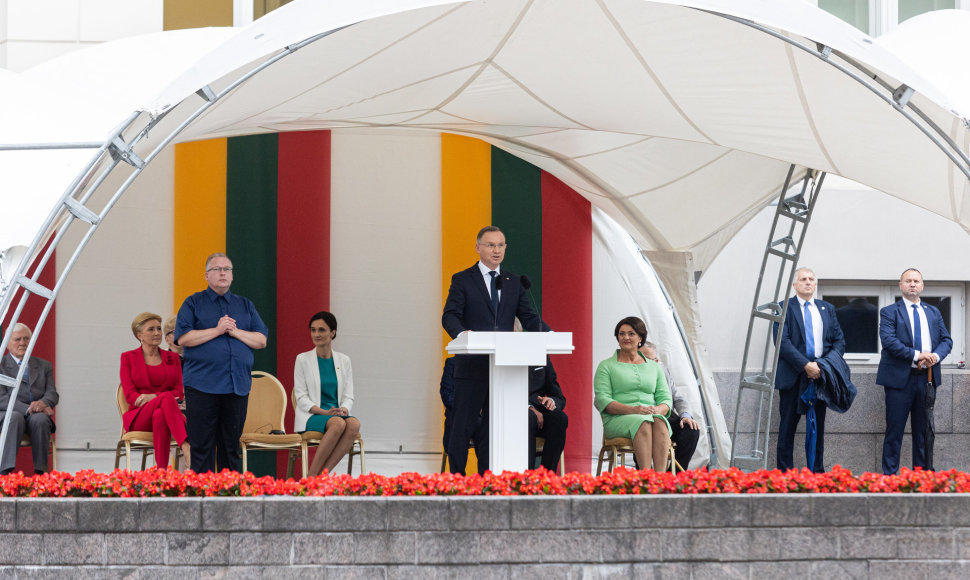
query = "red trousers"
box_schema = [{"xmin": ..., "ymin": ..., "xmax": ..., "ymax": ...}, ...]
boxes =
[{"xmin": 128, "ymin": 392, "xmax": 187, "ymax": 469}]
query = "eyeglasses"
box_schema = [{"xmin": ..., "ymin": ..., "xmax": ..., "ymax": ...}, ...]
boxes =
[
  {"xmin": 480, "ymin": 243, "xmax": 507, "ymax": 250},
  {"xmin": 207, "ymin": 267, "xmax": 233, "ymax": 273}
]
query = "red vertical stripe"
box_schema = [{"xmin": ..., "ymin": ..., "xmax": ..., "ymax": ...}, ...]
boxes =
[
  {"xmin": 541, "ymin": 172, "xmax": 592, "ymax": 473},
  {"xmin": 1, "ymin": 242, "xmax": 56, "ymax": 472},
  {"xmin": 276, "ymin": 130, "xmax": 331, "ymax": 474}
]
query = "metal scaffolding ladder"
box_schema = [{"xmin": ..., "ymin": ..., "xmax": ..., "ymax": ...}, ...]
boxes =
[{"xmin": 730, "ymin": 165, "xmax": 825, "ymax": 471}]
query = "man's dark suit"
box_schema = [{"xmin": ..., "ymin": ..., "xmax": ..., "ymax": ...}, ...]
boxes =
[
  {"xmin": 876, "ymin": 299, "xmax": 952, "ymax": 474},
  {"xmin": 442, "ymin": 263, "xmax": 541, "ymax": 474},
  {"xmin": 775, "ymin": 296, "xmax": 845, "ymax": 472},
  {"xmin": 528, "ymin": 358, "xmax": 568, "ymax": 472},
  {"xmin": 0, "ymin": 354, "xmax": 58, "ymax": 473}
]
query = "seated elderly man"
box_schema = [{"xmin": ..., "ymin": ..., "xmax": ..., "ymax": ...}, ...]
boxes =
[{"xmin": 0, "ymin": 323, "xmax": 58, "ymax": 475}]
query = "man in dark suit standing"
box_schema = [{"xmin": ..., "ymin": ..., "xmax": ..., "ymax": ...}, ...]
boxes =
[
  {"xmin": 442, "ymin": 226, "xmax": 541, "ymax": 474},
  {"xmin": 0, "ymin": 323, "xmax": 58, "ymax": 474},
  {"xmin": 775, "ymin": 267, "xmax": 845, "ymax": 472},
  {"xmin": 877, "ymin": 268, "xmax": 952, "ymax": 475}
]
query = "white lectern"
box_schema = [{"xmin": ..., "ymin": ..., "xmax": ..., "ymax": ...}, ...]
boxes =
[{"xmin": 446, "ymin": 331, "xmax": 573, "ymax": 473}]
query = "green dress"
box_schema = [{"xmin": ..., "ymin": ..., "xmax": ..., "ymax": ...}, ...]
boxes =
[
  {"xmin": 594, "ymin": 350, "xmax": 672, "ymax": 439},
  {"xmin": 304, "ymin": 356, "xmax": 340, "ymax": 433}
]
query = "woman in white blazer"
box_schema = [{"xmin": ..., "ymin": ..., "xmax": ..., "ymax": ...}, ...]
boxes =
[{"xmin": 293, "ymin": 311, "xmax": 359, "ymax": 476}]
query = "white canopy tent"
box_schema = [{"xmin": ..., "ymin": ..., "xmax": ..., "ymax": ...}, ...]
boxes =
[{"xmin": 1, "ymin": 0, "xmax": 969, "ymax": 470}]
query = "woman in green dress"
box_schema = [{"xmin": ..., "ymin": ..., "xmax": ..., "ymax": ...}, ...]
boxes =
[
  {"xmin": 594, "ymin": 316, "xmax": 672, "ymax": 471},
  {"xmin": 293, "ymin": 311, "xmax": 360, "ymax": 476}
]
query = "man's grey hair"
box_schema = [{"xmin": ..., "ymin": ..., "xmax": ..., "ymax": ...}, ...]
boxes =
[
  {"xmin": 642, "ymin": 341, "xmax": 657, "ymax": 351},
  {"xmin": 11, "ymin": 322, "xmax": 31, "ymax": 337},
  {"xmin": 794, "ymin": 266, "xmax": 815, "ymax": 278}
]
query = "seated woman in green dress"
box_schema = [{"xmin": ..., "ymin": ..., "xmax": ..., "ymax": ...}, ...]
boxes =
[
  {"xmin": 293, "ymin": 311, "xmax": 360, "ymax": 476},
  {"xmin": 594, "ymin": 316, "xmax": 672, "ymax": 471}
]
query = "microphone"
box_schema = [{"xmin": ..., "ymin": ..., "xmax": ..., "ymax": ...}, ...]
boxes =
[
  {"xmin": 493, "ymin": 275, "xmax": 504, "ymax": 330},
  {"xmin": 520, "ymin": 275, "xmax": 544, "ymax": 332}
]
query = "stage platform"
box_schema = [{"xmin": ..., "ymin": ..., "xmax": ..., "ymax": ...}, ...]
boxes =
[{"xmin": 0, "ymin": 494, "xmax": 968, "ymax": 577}]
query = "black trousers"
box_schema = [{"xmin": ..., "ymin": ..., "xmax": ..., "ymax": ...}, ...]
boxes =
[
  {"xmin": 185, "ymin": 386, "xmax": 248, "ymax": 473},
  {"xmin": 669, "ymin": 415, "xmax": 700, "ymax": 469},
  {"xmin": 528, "ymin": 407, "xmax": 568, "ymax": 471},
  {"xmin": 447, "ymin": 377, "xmax": 489, "ymax": 475},
  {"xmin": 776, "ymin": 387, "xmax": 827, "ymax": 472}
]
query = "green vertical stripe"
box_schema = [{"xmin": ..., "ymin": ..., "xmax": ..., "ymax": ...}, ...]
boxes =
[
  {"xmin": 226, "ymin": 134, "xmax": 278, "ymax": 374},
  {"xmin": 491, "ymin": 147, "xmax": 542, "ymax": 313},
  {"xmin": 226, "ymin": 134, "xmax": 279, "ymax": 476}
]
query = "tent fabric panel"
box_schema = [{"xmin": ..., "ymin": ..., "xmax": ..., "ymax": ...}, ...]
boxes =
[
  {"xmin": 173, "ymin": 139, "xmax": 228, "ymax": 312},
  {"xmin": 226, "ymin": 134, "xmax": 279, "ymax": 376},
  {"xmin": 574, "ymin": 138, "xmax": 729, "ymax": 198},
  {"xmin": 516, "ymin": 130, "xmax": 647, "ymax": 161},
  {"xmin": 491, "ymin": 147, "xmax": 543, "ymax": 311},
  {"xmin": 495, "ymin": 0, "xmax": 707, "ymax": 141},
  {"xmin": 615, "ymin": 4, "xmax": 831, "ymax": 168},
  {"xmin": 276, "ymin": 130, "xmax": 332, "ymax": 434},
  {"xmin": 627, "ymin": 151, "xmax": 793, "ymax": 250},
  {"xmin": 540, "ymin": 171, "xmax": 593, "ymax": 473},
  {"xmin": 330, "ymin": 128, "xmax": 444, "ymax": 454},
  {"xmin": 795, "ymin": 53, "xmax": 959, "ymax": 218},
  {"xmin": 442, "ymin": 65, "xmax": 586, "ymax": 129}
]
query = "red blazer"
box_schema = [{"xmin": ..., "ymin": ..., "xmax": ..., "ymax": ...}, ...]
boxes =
[{"xmin": 120, "ymin": 348, "xmax": 183, "ymax": 431}]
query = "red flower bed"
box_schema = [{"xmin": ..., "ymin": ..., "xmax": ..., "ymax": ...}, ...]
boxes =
[{"xmin": 0, "ymin": 466, "xmax": 967, "ymax": 498}]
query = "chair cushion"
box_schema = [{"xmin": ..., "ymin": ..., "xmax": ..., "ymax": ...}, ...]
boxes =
[
  {"xmin": 603, "ymin": 437, "xmax": 634, "ymax": 448},
  {"xmin": 121, "ymin": 431, "xmax": 157, "ymax": 445},
  {"xmin": 240, "ymin": 433, "xmax": 303, "ymax": 445},
  {"xmin": 301, "ymin": 431, "xmax": 325, "ymax": 443}
]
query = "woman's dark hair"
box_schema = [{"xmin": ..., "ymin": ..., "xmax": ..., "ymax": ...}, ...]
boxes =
[
  {"xmin": 614, "ymin": 316, "xmax": 647, "ymax": 347},
  {"xmin": 308, "ymin": 311, "xmax": 338, "ymax": 339}
]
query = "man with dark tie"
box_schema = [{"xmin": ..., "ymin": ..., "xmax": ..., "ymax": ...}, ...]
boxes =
[
  {"xmin": 442, "ymin": 226, "xmax": 541, "ymax": 474},
  {"xmin": 0, "ymin": 323, "xmax": 58, "ymax": 475},
  {"xmin": 877, "ymin": 268, "xmax": 952, "ymax": 475},
  {"xmin": 774, "ymin": 267, "xmax": 845, "ymax": 472}
]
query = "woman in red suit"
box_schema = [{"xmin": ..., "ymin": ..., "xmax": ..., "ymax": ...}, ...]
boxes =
[{"xmin": 120, "ymin": 312, "xmax": 190, "ymax": 469}]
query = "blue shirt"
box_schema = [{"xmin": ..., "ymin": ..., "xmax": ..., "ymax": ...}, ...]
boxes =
[{"xmin": 174, "ymin": 287, "xmax": 268, "ymax": 396}]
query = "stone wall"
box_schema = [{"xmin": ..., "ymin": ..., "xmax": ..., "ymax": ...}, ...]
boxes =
[
  {"xmin": 2, "ymin": 495, "xmax": 970, "ymax": 577},
  {"xmin": 719, "ymin": 368, "xmax": 970, "ymax": 473}
]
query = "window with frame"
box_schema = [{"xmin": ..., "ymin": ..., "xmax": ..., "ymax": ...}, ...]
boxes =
[{"xmin": 818, "ymin": 281, "xmax": 965, "ymax": 365}]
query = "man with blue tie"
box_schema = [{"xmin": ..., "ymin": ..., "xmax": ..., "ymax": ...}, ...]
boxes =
[
  {"xmin": 877, "ymin": 268, "xmax": 952, "ymax": 475},
  {"xmin": 775, "ymin": 267, "xmax": 845, "ymax": 472}
]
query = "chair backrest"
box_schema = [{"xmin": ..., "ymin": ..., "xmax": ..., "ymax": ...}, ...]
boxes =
[
  {"xmin": 116, "ymin": 384, "xmax": 129, "ymax": 415},
  {"xmin": 243, "ymin": 371, "xmax": 287, "ymax": 434},
  {"xmin": 116, "ymin": 384, "xmax": 129, "ymax": 434}
]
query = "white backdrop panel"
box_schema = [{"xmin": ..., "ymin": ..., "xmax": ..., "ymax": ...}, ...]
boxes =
[{"xmin": 329, "ymin": 128, "xmax": 443, "ymax": 454}]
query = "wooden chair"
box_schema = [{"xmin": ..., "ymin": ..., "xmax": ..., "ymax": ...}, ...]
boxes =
[
  {"xmin": 595, "ymin": 435, "xmax": 678, "ymax": 475},
  {"xmin": 286, "ymin": 391, "xmax": 366, "ymax": 477},
  {"xmin": 535, "ymin": 437, "xmax": 566, "ymax": 476},
  {"xmin": 240, "ymin": 371, "xmax": 304, "ymax": 474},
  {"xmin": 19, "ymin": 432, "xmax": 56, "ymax": 471},
  {"xmin": 114, "ymin": 384, "xmax": 181, "ymax": 470}
]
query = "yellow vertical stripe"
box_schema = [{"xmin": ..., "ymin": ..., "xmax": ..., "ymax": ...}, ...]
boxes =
[
  {"xmin": 440, "ymin": 133, "xmax": 491, "ymax": 474},
  {"xmin": 163, "ymin": 0, "xmax": 233, "ymax": 30},
  {"xmin": 173, "ymin": 139, "xmax": 227, "ymax": 312}
]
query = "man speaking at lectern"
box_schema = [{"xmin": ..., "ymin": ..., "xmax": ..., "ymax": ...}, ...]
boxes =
[{"xmin": 442, "ymin": 226, "xmax": 542, "ymax": 474}]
